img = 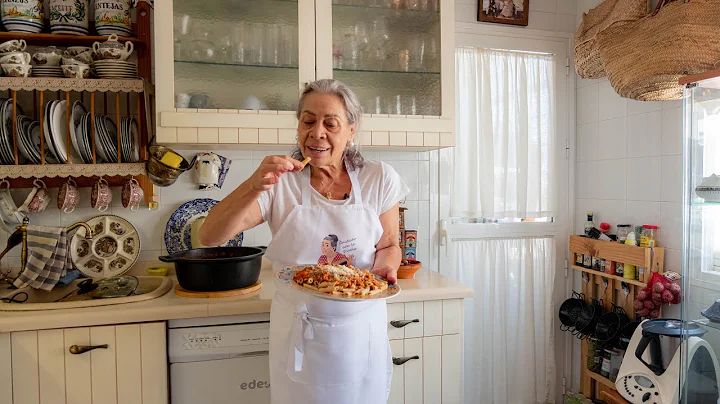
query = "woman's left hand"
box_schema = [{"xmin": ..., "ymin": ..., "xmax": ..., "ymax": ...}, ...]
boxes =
[{"xmin": 372, "ymin": 265, "xmax": 398, "ymax": 284}]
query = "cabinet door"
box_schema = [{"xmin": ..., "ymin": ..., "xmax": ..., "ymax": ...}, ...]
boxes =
[
  {"xmin": 403, "ymin": 337, "xmax": 423, "ymax": 403},
  {"xmin": 388, "ymin": 340, "xmax": 404, "ymax": 404},
  {"xmin": 155, "ymin": 0, "xmax": 313, "ymax": 115},
  {"xmin": 6, "ymin": 322, "xmax": 167, "ymax": 404},
  {"xmin": 442, "ymin": 334, "xmax": 461, "ymax": 404}
]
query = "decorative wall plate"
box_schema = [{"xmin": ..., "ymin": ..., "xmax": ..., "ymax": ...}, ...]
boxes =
[
  {"xmin": 70, "ymin": 215, "xmax": 141, "ymax": 278},
  {"xmin": 164, "ymin": 198, "xmax": 243, "ymax": 254}
]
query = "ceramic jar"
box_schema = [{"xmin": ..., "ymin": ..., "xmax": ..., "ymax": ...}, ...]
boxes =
[
  {"xmin": 49, "ymin": 0, "xmax": 89, "ymax": 35},
  {"xmin": 93, "ymin": 34, "xmax": 134, "ymax": 61},
  {"xmin": 95, "ymin": 0, "xmax": 132, "ymax": 37},
  {"xmin": 62, "ymin": 63, "xmax": 90, "ymax": 78},
  {"xmin": 1, "ymin": 0, "xmax": 43, "ymax": 33}
]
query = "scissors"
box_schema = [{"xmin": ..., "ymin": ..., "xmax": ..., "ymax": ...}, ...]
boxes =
[{"xmin": 0, "ymin": 291, "xmax": 28, "ymax": 303}]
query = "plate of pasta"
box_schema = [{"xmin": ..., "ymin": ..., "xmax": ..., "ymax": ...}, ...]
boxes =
[{"xmin": 275, "ymin": 264, "xmax": 400, "ymax": 301}]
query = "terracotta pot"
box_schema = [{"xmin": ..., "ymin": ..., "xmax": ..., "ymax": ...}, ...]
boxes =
[{"xmin": 398, "ymin": 260, "xmax": 422, "ymax": 279}]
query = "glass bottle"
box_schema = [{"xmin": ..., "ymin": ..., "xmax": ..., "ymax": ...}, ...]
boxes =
[{"xmin": 584, "ymin": 211, "xmax": 595, "ymax": 236}]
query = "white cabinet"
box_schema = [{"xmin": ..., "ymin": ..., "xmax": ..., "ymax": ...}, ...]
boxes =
[
  {"xmin": 153, "ymin": 0, "xmax": 455, "ymax": 149},
  {"xmin": 387, "ymin": 298, "xmax": 464, "ymax": 403},
  {"xmin": 0, "ymin": 322, "xmax": 168, "ymax": 404}
]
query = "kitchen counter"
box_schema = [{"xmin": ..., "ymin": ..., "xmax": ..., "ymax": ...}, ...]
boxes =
[{"xmin": 0, "ymin": 267, "xmax": 473, "ymax": 332}]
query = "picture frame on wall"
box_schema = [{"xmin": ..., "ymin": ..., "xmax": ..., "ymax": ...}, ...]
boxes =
[{"xmin": 478, "ymin": 0, "xmax": 529, "ymax": 26}]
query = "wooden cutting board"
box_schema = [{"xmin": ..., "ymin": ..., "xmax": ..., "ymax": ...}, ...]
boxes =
[{"xmin": 174, "ymin": 282, "xmax": 262, "ymax": 298}]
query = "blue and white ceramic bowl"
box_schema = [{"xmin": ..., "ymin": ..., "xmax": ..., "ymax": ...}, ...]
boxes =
[{"xmin": 165, "ymin": 198, "xmax": 243, "ymax": 254}]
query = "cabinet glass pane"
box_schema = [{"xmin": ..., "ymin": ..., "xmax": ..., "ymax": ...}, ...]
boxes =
[
  {"xmin": 173, "ymin": 0, "xmax": 299, "ymax": 111},
  {"xmin": 332, "ymin": 0, "xmax": 441, "ymax": 116},
  {"xmin": 681, "ymin": 77, "xmax": 720, "ymax": 404}
]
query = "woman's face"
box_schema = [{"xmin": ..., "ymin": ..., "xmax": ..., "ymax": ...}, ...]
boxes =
[
  {"xmin": 321, "ymin": 239, "xmax": 334, "ymax": 256},
  {"xmin": 298, "ymin": 92, "xmax": 355, "ymax": 168}
]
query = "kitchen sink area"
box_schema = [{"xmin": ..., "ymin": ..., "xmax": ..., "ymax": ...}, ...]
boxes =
[{"xmin": 0, "ymin": 276, "xmax": 173, "ymax": 311}]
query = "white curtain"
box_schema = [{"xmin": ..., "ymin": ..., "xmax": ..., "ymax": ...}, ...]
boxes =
[
  {"xmin": 449, "ymin": 237, "xmax": 556, "ymax": 404},
  {"xmin": 453, "ymin": 47, "xmax": 556, "ymax": 219}
]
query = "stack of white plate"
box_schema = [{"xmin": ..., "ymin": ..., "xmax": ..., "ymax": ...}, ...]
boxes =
[
  {"xmin": 43, "ymin": 100, "xmax": 84, "ymax": 164},
  {"xmin": 32, "ymin": 66, "xmax": 64, "ymax": 78},
  {"xmin": 120, "ymin": 116, "xmax": 139, "ymax": 163},
  {"xmin": 0, "ymin": 99, "xmax": 24, "ymax": 165},
  {"xmin": 92, "ymin": 60, "xmax": 137, "ymax": 79},
  {"xmin": 75, "ymin": 111, "xmax": 119, "ymax": 163}
]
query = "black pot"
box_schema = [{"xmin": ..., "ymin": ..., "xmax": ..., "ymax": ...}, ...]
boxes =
[
  {"xmin": 159, "ymin": 246, "xmax": 266, "ymax": 292},
  {"xmin": 575, "ymin": 298, "xmax": 603, "ymax": 339},
  {"xmin": 595, "ymin": 305, "xmax": 629, "ymax": 347},
  {"xmin": 559, "ymin": 291, "xmax": 587, "ymax": 332}
]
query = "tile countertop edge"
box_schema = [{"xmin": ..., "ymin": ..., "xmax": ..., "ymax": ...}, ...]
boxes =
[{"xmin": 0, "ymin": 267, "xmax": 473, "ymax": 332}]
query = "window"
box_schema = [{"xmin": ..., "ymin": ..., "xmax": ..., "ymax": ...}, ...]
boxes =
[{"xmin": 452, "ymin": 47, "xmax": 556, "ymax": 223}]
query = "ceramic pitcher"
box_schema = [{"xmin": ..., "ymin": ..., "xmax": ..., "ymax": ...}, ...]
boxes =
[{"xmin": 194, "ymin": 152, "xmax": 221, "ymax": 190}]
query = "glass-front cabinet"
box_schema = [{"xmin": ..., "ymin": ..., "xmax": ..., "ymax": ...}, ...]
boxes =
[
  {"xmin": 153, "ymin": 0, "xmax": 455, "ymax": 148},
  {"xmin": 680, "ymin": 69, "xmax": 720, "ymax": 403}
]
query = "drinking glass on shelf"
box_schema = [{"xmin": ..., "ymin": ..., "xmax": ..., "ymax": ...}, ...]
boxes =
[
  {"xmin": 398, "ymin": 49, "xmax": 410, "ymax": 72},
  {"xmin": 231, "ymin": 22, "xmax": 248, "ymax": 64},
  {"xmin": 265, "ymin": 23, "xmax": 280, "ymax": 66},
  {"xmin": 386, "ymin": 95, "xmax": 402, "ymax": 115},
  {"xmin": 279, "ymin": 23, "xmax": 294, "ymax": 67},
  {"xmin": 409, "ymin": 37, "xmax": 425, "ymax": 71},
  {"xmin": 403, "ymin": 95, "xmax": 417, "ymax": 115},
  {"xmin": 250, "ymin": 22, "xmax": 266, "ymax": 65}
]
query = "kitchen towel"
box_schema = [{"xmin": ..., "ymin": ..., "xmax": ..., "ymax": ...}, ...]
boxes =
[{"xmin": 13, "ymin": 225, "xmax": 71, "ymax": 291}]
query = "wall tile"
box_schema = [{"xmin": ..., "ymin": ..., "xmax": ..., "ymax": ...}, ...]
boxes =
[
  {"xmin": 597, "ymin": 117, "xmax": 626, "ymax": 160},
  {"xmin": 555, "ymin": 13, "xmax": 576, "ymax": 33},
  {"xmin": 627, "ymin": 111, "xmax": 662, "ymax": 158},
  {"xmin": 576, "ymin": 161, "xmax": 598, "ymax": 199},
  {"xmin": 627, "ymin": 157, "xmax": 661, "ymax": 201},
  {"xmin": 577, "ymin": 84, "xmax": 599, "ymax": 125},
  {"xmin": 576, "ymin": 122, "xmax": 598, "ymax": 162},
  {"xmin": 661, "ymin": 107, "xmax": 683, "ymax": 156},
  {"xmin": 527, "ymin": 11, "xmax": 557, "ymax": 31},
  {"xmin": 626, "ymin": 99, "xmax": 662, "ymax": 116},
  {"xmin": 659, "ymin": 202, "xmax": 682, "ymax": 250},
  {"xmin": 598, "ymin": 81, "xmax": 627, "ymax": 121},
  {"xmin": 575, "ymin": 199, "xmax": 598, "ymax": 234},
  {"xmin": 596, "ymin": 199, "xmax": 627, "ymax": 233},
  {"xmin": 626, "ymin": 201, "xmax": 661, "ymax": 229},
  {"xmin": 661, "ymin": 155, "xmax": 682, "ymax": 203},
  {"xmin": 530, "ymin": 0, "xmax": 557, "ymax": 13},
  {"xmin": 386, "ymin": 161, "xmax": 419, "ymax": 201},
  {"xmin": 598, "ymin": 159, "xmax": 626, "ymax": 200}
]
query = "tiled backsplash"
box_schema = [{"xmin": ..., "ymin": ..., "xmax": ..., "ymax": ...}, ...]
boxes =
[{"xmin": 0, "ymin": 149, "xmax": 432, "ymax": 270}]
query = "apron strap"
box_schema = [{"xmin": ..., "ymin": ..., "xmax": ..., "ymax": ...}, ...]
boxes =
[
  {"xmin": 290, "ymin": 304, "xmax": 314, "ymax": 372},
  {"xmin": 300, "ymin": 161, "xmax": 363, "ymax": 206}
]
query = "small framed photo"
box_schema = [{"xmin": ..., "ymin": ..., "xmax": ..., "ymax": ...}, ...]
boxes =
[{"xmin": 478, "ymin": 0, "xmax": 529, "ymax": 26}]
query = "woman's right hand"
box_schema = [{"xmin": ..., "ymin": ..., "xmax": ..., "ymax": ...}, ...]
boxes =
[{"xmin": 251, "ymin": 155, "xmax": 305, "ymax": 192}]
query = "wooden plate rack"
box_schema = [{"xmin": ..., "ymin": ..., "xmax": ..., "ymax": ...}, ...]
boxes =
[
  {"xmin": 569, "ymin": 235, "xmax": 665, "ymax": 401},
  {"xmin": 0, "ymin": 2, "xmax": 156, "ymax": 207}
]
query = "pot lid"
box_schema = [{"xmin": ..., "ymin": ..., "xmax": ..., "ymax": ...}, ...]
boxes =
[
  {"xmin": 90, "ymin": 275, "xmax": 139, "ymax": 298},
  {"xmin": 641, "ymin": 319, "xmax": 706, "ymax": 337}
]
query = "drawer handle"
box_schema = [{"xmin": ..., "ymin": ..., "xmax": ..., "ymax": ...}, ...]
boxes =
[
  {"xmin": 393, "ymin": 356, "xmax": 420, "ymax": 366},
  {"xmin": 69, "ymin": 344, "xmax": 108, "ymax": 355},
  {"xmin": 390, "ymin": 319, "xmax": 419, "ymax": 328}
]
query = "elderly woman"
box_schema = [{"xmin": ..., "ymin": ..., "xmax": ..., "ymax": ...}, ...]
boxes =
[{"xmin": 200, "ymin": 79, "xmax": 409, "ymax": 404}]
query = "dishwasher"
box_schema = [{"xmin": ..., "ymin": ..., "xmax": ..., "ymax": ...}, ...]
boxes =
[{"xmin": 168, "ymin": 313, "xmax": 271, "ymax": 404}]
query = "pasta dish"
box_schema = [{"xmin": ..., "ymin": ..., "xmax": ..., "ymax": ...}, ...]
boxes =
[{"xmin": 292, "ymin": 264, "xmax": 389, "ymax": 297}]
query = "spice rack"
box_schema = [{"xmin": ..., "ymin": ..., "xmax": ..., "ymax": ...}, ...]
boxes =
[
  {"xmin": 569, "ymin": 235, "xmax": 665, "ymax": 401},
  {"xmin": 0, "ymin": 2, "xmax": 156, "ymax": 206}
]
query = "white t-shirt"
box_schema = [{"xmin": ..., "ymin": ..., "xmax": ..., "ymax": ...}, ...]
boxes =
[{"xmin": 257, "ymin": 160, "xmax": 410, "ymax": 235}]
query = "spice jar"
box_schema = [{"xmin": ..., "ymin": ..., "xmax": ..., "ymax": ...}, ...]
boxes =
[
  {"xmin": 617, "ymin": 224, "xmax": 631, "ymax": 244},
  {"xmin": 600, "ymin": 222, "xmax": 610, "ymax": 234},
  {"xmin": 605, "ymin": 259, "xmax": 615, "ymax": 275},
  {"xmin": 575, "ymin": 253, "xmax": 584, "ymax": 267},
  {"xmin": 601, "ymin": 349, "xmax": 612, "ymax": 378},
  {"xmin": 587, "ymin": 338, "xmax": 598, "ymax": 372},
  {"xmin": 641, "ymin": 225, "xmax": 659, "ymax": 248}
]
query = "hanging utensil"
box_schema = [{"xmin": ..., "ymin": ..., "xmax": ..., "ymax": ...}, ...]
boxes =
[
  {"xmin": 602, "ymin": 278, "xmax": 609, "ymax": 292},
  {"xmin": 621, "ymin": 282, "xmax": 630, "ymax": 304}
]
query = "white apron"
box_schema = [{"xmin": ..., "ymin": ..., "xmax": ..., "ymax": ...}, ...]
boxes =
[{"xmin": 266, "ymin": 165, "xmax": 392, "ymax": 404}]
